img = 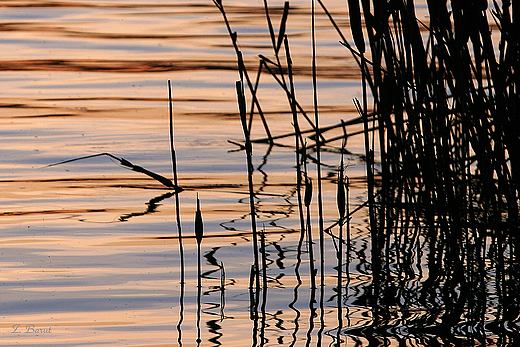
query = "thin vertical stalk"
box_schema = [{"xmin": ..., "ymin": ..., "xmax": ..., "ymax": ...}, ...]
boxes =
[
  {"xmin": 311, "ymin": 6, "xmax": 325, "ymax": 342},
  {"xmin": 285, "ymin": 35, "xmax": 306, "ymax": 247},
  {"xmin": 345, "ymin": 175, "xmax": 351, "ymax": 327},
  {"xmin": 169, "ymin": 80, "xmax": 186, "ymax": 346},
  {"xmin": 236, "ymin": 79, "xmax": 261, "ymax": 303},
  {"xmin": 286, "ymin": 34, "xmax": 305, "ymax": 340},
  {"xmin": 303, "ymin": 143, "xmax": 317, "ymax": 345},
  {"xmin": 168, "ymin": 80, "xmax": 184, "ymax": 280},
  {"xmin": 249, "ymin": 264, "xmax": 257, "ymax": 320},
  {"xmin": 336, "ymin": 150, "xmax": 346, "ymax": 343},
  {"xmin": 260, "ymin": 226, "xmax": 268, "ymax": 294},
  {"xmin": 303, "ymin": 146, "xmax": 316, "ymax": 290}
]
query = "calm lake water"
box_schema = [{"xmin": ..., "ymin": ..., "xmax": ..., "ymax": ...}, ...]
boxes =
[{"xmin": 0, "ymin": 1, "xmax": 513, "ymax": 346}]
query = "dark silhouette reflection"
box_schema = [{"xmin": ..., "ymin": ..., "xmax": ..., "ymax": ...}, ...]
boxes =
[
  {"xmin": 178, "ymin": 146, "xmax": 519, "ymax": 347},
  {"xmin": 196, "ymin": 285, "xmax": 202, "ymax": 347},
  {"xmin": 260, "ymin": 229, "xmax": 268, "ymax": 347},
  {"xmin": 196, "ymin": 253, "xmax": 202, "ymax": 347},
  {"xmin": 288, "ymin": 219, "xmax": 304, "ymax": 347},
  {"xmin": 306, "ymin": 284, "xmax": 317, "ymax": 347},
  {"xmin": 166, "ymin": 129, "xmax": 519, "ymax": 347},
  {"xmin": 223, "ymin": 144, "xmax": 295, "ymax": 233},
  {"xmin": 177, "ymin": 280, "xmax": 185, "ymax": 347},
  {"xmin": 198, "ymin": 247, "xmax": 231, "ymax": 346},
  {"xmin": 210, "ymin": 0, "xmax": 520, "ymax": 342},
  {"xmin": 221, "ymin": 153, "xmax": 519, "ymax": 347},
  {"xmin": 118, "ymin": 192, "xmax": 174, "ymax": 222},
  {"xmin": 250, "ymin": 263, "xmax": 260, "ymax": 346},
  {"xmin": 207, "ymin": 319, "xmax": 223, "ymax": 347},
  {"xmin": 250, "ymin": 229, "xmax": 269, "ymax": 347}
]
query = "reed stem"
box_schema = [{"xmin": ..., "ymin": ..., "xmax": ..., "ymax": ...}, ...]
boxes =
[{"xmin": 236, "ymin": 79, "xmax": 261, "ymax": 304}]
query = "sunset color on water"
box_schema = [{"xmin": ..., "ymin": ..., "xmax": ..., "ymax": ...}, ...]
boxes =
[{"xmin": 1, "ymin": 1, "xmax": 518, "ymax": 346}]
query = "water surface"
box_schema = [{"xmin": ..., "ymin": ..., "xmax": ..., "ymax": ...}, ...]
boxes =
[{"xmin": 0, "ymin": 1, "xmax": 514, "ymax": 346}]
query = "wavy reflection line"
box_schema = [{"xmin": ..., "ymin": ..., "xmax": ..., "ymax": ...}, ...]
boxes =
[
  {"xmin": 0, "ymin": 59, "xmax": 238, "ymax": 73},
  {"xmin": 118, "ymin": 191, "xmax": 173, "ymax": 222},
  {"xmin": 200, "ymin": 248, "xmax": 231, "ymax": 346},
  {"xmin": 207, "ymin": 319, "xmax": 223, "ymax": 347},
  {"xmin": 288, "ymin": 228, "xmax": 304, "ymax": 347},
  {"xmin": 317, "ymin": 283, "xmax": 325, "ymax": 347},
  {"xmin": 177, "ymin": 281, "xmax": 185, "ymax": 347},
  {"xmin": 306, "ymin": 284, "xmax": 317, "ymax": 347},
  {"xmin": 0, "ymin": 2, "xmax": 218, "ymax": 9},
  {"xmin": 250, "ymin": 263, "xmax": 259, "ymax": 347},
  {"xmin": 0, "ymin": 208, "xmax": 107, "ymax": 217},
  {"xmin": 202, "ymin": 247, "xmax": 221, "ymax": 279},
  {"xmin": 259, "ymin": 229, "xmax": 268, "ymax": 347},
  {"xmin": 220, "ymin": 261, "xmax": 225, "ymax": 322}
]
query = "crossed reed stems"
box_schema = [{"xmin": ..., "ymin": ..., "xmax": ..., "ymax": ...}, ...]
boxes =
[{"xmin": 216, "ymin": 0, "xmax": 520, "ymax": 339}]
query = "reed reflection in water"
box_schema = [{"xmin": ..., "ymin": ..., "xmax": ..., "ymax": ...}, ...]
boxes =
[{"xmin": 210, "ymin": 0, "xmax": 520, "ymax": 345}]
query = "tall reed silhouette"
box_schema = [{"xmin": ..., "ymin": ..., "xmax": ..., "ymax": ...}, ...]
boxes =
[
  {"xmin": 335, "ymin": 139, "xmax": 347, "ymax": 345},
  {"xmin": 168, "ymin": 80, "xmax": 187, "ymax": 346},
  {"xmin": 236, "ymin": 73, "xmax": 261, "ymax": 307}
]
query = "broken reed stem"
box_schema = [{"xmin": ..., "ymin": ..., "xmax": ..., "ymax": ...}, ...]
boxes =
[
  {"xmin": 246, "ymin": 113, "xmax": 374, "ymax": 148},
  {"xmin": 259, "ymin": 0, "xmax": 320, "ymax": 140},
  {"xmin": 46, "ymin": 152, "xmax": 179, "ymax": 190},
  {"xmin": 261, "ymin": 0, "xmax": 288, "ymax": 87},
  {"xmin": 258, "ymin": 56, "xmax": 323, "ymax": 137}
]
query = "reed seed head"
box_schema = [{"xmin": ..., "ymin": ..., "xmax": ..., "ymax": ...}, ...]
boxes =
[
  {"xmin": 337, "ymin": 165, "xmax": 345, "ymax": 219},
  {"xmin": 304, "ymin": 174, "xmax": 313, "ymax": 207},
  {"xmin": 236, "ymin": 80, "xmax": 248, "ymax": 139},
  {"xmin": 195, "ymin": 194, "xmax": 203, "ymax": 245}
]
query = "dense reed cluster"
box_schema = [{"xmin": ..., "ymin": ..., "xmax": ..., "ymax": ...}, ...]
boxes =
[
  {"xmin": 349, "ymin": 0, "xmax": 520, "ymax": 335},
  {"xmin": 216, "ymin": 0, "xmax": 520, "ymax": 343}
]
